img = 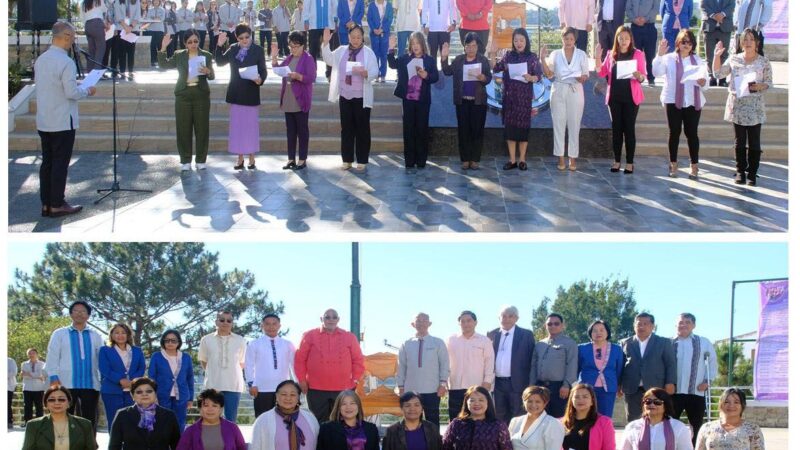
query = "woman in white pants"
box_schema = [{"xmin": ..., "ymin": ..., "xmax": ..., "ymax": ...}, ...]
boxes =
[{"xmin": 540, "ymin": 27, "xmax": 590, "ymax": 171}]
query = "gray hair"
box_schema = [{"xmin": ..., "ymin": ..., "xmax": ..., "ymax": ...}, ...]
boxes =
[
  {"xmin": 52, "ymin": 21, "xmax": 75, "ymax": 38},
  {"xmin": 499, "ymin": 305, "xmax": 519, "ymax": 317}
]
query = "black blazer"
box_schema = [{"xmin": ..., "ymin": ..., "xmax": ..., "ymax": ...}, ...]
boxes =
[
  {"xmin": 108, "ymin": 405, "xmax": 181, "ymax": 450},
  {"xmin": 317, "ymin": 420, "xmax": 381, "ymax": 450},
  {"xmin": 382, "ymin": 419, "xmax": 442, "ymax": 450},
  {"xmin": 388, "ymin": 52, "xmax": 440, "ymax": 104},
  {"xmin": 215, "ymin": 43, "xmax": 268, "ymax": 106},
  {"xmin": 487, "ymin": 326, "xmax": 535, "ymax": 393},
  {"xmin": 441, "ymin": 54, "xmax": 492, "ymax": 105}
]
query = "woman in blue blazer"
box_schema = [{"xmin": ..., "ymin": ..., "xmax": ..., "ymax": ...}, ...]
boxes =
[
  {"xmin": 367, "ymin": 0, "xmax": 394, "ymax": 82},
  {"xmin": 148, "ymin": 329, "xmax": 195, "ymax": 431},
  {"xmin": 388, "ymin": 31, "xmax": 439, "ymax": 169},
  {"xmin": 99, "ymin": 323, "xmax": 146, "ymax": 429},
  {"xmin": 337, "ymin": 0, "xmax": 365, "ymax": 46},
  {"xmin": 661, "ymin": 0, "xmax": 694, "ymax": 51},
  {"xmin": 577, "ymin": 319, "xmax": 624, "ymax": 417}
]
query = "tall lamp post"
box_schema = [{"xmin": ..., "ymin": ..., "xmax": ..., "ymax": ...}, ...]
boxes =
[{"xmin": 350, "ymin": 242, "xmax": 362, "ymax": 341}]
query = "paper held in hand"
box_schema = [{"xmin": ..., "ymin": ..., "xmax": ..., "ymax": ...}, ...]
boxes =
[
  {"xmin": 680, "ymin": 64, "xmax": 707, "ymax": 84},
  {"xmin": 105, "ymin": 24, "xmax": 116, "ymax": 41},
  {"xmin": 735, "ymin": 71, "xmax": 757, "ymax": 98},
  {"xmin": 345, "ymin": 61, "xmax": 363, "ymax": 75},
  {"xmin": 188, "ymin": 56, "xmax": 206, "ymax": 79},
  {"xmin": 120, "ymin": 30, "xmax": 139, "ymax": 44},
  {"xmin": 463, "ymin": 63, "xmax": 481, "ymax": 81},
  {"xmin": 616, "ymin": 59, "xmax": 637, "ymax": 79},
  {"xmin": 238, "ymin": 65, "xmax": 260, "ymax": 80},
  {"xmin": 407, "ymin": 58, "xmax": 424, "ymax": 77},
  {"xmin": 80, "ymin": 69, "xmax": 106, "ymax": 89},
  {"xmin": 272, "ymin": 66, "xmax": 291, "ymax": 78},
  {"xmin": 508, "ymin": 62, "xmax": 528, "ymax": 81}
]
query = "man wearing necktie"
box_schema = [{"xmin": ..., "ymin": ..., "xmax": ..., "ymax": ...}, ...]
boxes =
[
  {"xmin": 245, "ymin": 314, "xmax": 297, "ymax": 418},
  {"xmin": 396, "ymin": 313, "xmax": 450, "ymax": 425},
  {"xmin": 487, "ymin": 306, "xmax": 534, "ymax": 424},
  {"xmin": 700, "ymin": 0, "xmax": 734, "ymax": 86}
]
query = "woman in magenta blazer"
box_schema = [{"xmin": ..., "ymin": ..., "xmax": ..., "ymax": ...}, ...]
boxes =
[
  {"xmin": 595, "ymin": 26, "xmax": 646, "ymax": 174},
  {"xmin": 177, "ymin": 389, "xmax": 247, "ymax": 450},
  {"xmin": 561, "ymin": 383, "xmax": 615, "ymax": 450}
]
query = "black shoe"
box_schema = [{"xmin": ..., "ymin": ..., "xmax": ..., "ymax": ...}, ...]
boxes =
[
  {"xmin": 234, "ymin": 162, "xmax": 245, "ymax": 170},
  {"xmin": 610, "ymin": 163, "xmax": 621, "ymax": 173},
  {"xmin": 623, "ymin": 165, "xmax": 634, "ymax": 174},
  {"xmin": 282, "ymin": 161, "xmax": 297, "ymax": 170},
  {"xmin": 718, "ymin": 79, "xmax": 728, "ymax": 87},
  {"xmin": 518, "ymin": 161, "xmax": 528, "ymax": 171},
  {"xmin": 734, "ymin": 172, "xmax": 746, "ymax": 184},
  {"xmin": 416, "ymin": 163, "xmax": 426, "ymax": 169},
  {"xmin": 709, "ymin": 77, "xmax": 718, "ymax": 86},
  {"xmin": 502, "ymin": 161, "xmax": 518, "ymax": 170},
  {"xmin": 247, "ymin": 163, "xmax": 256, "ymax": 170},
  {"xmin": 647, "ymin": 80, "xmax": 655, "ymax": 87},
  {"xmin": 48, "ymin": 202, "xmax": 83, "ymax": 217},
  {"xmin": 747, "ymin": 178, "xmax": 756, "ymax": 186},
  {"xmin": 294, "ymin": 162, "xmax": 307, "ymax": 170}
]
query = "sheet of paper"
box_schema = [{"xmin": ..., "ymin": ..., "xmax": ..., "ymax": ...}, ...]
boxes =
[
  {"xmin": 345, "ymin": 61, "xmax": 363, "ymax": 75},
  {"xmin": 463, "ymin": 63, "xmax": 481, "ymax": 81},
  {"xmin": 238, "ymin": 65, "xmax": 260, "ymax": 80},
  {"xmin": 680, "ymin": 64, "xmax": 706, "ymax": 83},
  {"xmin": 188, "ymin": 56, "xmax": 206, "ymax": 79},
  {"xmin": 272, "ymin": 65, "xmax": 291, "ymax": 77},
  {"xmin": 79, "ymin": 69, "xmax": 105, "ymax": 89},
  {"xmin": 406, "ymin": 58, "xmax": 424, "ymax": 77},
  {"xmin": 105, "ymin": 24, "xmax": 116, "ymax": 41},
  {"xmin": 616, "ymin": 59, "xmax": 637, "ymax": 79},
  {"xmin": 735, "ymin": 71, "xmax": 757, "ymax": 98},
  {"xmin": 508, "ymin": 62, "xmax": 528, "ymax": 81},
  {"xmin": 120, "ymin": 30, "xmax": 139, "ymax": 44}
]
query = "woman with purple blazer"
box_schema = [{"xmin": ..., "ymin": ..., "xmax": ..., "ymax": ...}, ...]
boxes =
[
  {"xmin": 272, "ymin": 31, "xmax": 317, "ymax": 171},
  {"xmin": 576, "ymin": 320, "xmax": 624, "ymax": 418},
  {"xmin": 337, "ymin": 0, "xmax": 365, "ymax": 45},
  {"xmin": 177, "ymin": 389, "xmax": 247, "ymax": 450}
]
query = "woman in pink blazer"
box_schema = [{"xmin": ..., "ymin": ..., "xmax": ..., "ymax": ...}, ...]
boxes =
[
  {"xmin": 595, "ymin": 26, "xmax": 647, "ymax": 174},
  {"xmin": 561, "ymin": 383, "xmax": 615, "ymax": 450}
]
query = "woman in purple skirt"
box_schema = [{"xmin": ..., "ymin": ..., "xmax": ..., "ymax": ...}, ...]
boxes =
[
  {"xmin": 215, "ymin": 23, "xmax": 267, "ymax": 170},
  {"xmin": 491, "ymin": 28, "xmax": 542, "ymax": 172}
]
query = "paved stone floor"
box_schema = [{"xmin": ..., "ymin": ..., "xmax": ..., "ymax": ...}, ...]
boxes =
[{"xmin": 8, "ymin": 153, "xmax": 787, "ymax": 233}]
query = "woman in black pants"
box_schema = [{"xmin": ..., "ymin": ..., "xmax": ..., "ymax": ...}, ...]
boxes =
[
  {"xmin": 317, "ymin": 391, "xmax": 380, "ymax": 450},
  {"xmin": 146, "ymin": 0, "xmax": 166, "ymax": 67},
  {"xmin": 207, "ymin": 0, "xmax": 221, "ymax": 54},
  {"xmin": 82, "ymin": 0, "xmax": 108, "ymax": 71},
  {"xmin": 113, "ymin": 0, "xmax": 142, "ymax": 79}
]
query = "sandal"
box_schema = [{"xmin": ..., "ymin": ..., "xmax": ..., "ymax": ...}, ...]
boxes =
[
  {"xmin": 469, "ymin": 161, "xmax": 480, "ymax": 170},
  {"xmin": 569, "ymin": 158, "xmax": 577, "ymax": 171}
]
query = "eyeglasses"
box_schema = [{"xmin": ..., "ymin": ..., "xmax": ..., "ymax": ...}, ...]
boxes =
[
  {"xmin": 186, "ymin": 39, "xmax": 199, "ymax": 44},
  {"xmin": 643, "ymin": 398, "xmax": 665, "ymax": 406},
  {"xmin": 288, "ymin": 43, "xmax": 302, "ymax": 49},
  {"xmin": 546, "ymin": 322, "xmax": 561, "ymax": 327},
  {"xmin": 680, "ymin": 40, "xmax": 692, "ymax": 45},
  {"xmin": 324, "ymin": 315, "xmax": 339, "ymax": 320},
  {"xmin": 218, "ymin": 318, "xmax": 233, "ymax": 323},
  {"xmin": 47, "ymin": 397, "xmax": 68, "ymax": 403},
  {"xmin": 164, "ymin": 339, "xmax": 179, "ymax": 343},
  {"xmin": 134, "ymin": 389, "xmax": 155, "ymax": 395}
]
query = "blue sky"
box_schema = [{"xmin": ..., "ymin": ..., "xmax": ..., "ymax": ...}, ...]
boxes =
[{"xmin": 6, "ymin": 242, "xmax": 787, "ymax": 354}]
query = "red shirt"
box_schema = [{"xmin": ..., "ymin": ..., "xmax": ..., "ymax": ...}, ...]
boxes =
[
  {"xmin": 294, "ymin": 327, "xmax": 366, "ymax": 391},
  {"xmin": 456, "ymin": 0, "xmax": 492, "ymax": 31}
]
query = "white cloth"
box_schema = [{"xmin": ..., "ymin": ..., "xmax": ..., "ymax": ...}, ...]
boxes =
[
  {"xmin": 21, "ymin": 360, "xmax": 48, "ymax": 392},
  {"xmin": 82, "ymin": 4, "xmax": 108, "ymax": 22},
  {"xmin": 546, "ymin": 48, "xmax": 590, "ymax": 86},
  {"xmin": 636, "ymin": 334, "xmax": 651, "ymax": 358},
  {"xmin": 45, "ymin": 326, "xmax": 103, "ymax": 390},
  {"xmin": 323, "ymin": 43, "xmax": 380, "ymax": 107},
  {"xmin": 250, "ymin": 408, "xmax": 320, "ymax": 450},
  {"xmin": 163, "ymin": 351, "xmax": 182, "ymax": 398},
  {"xmin": 421, "ymin": 0, "xmax": 458, "ymax": 32},
  {"xmin": 652, "ymin": 54, "xmax": 709, "ymax": 109},
  {"xmin": 494, "ymin": 326, "xmax": 515, "ymax": 378},
  {"xmin": 176, "ymin": 7, "xmax": 193, "ymax": 31},
  {"xmin": 245, "ymin": 336, "xmax": 296, "ymax": 393},
  {"xmin": 621, "ymin": 418, "xmax": 694, "ymax": 450},
  {"xmin": 508, "ymin": 413, "xmax": 565, "ymax": 450},
  {"xmin": 551, "ymin": 83, "xmax": 584, "ymax": 158},
  {"xmin": 8, "ymin": 359, "xmax": 18, "ymax": 392},
  {"xmin": 674, "ymin": 334, "xmax": 717, "ymax": 396},
  {"xmin": 198, "ymin": 332, "xmax": 247, "ymax": 392},
  {"xmin": 113, "ymin": 0, "xmax": 143, "ymax": 32},
  {"xmin": 301, "ymin": 0, "xmax": 336, "ymax": 29},
  {"xmin": 396, "ymin": 0, "xmax": 422, "ymax": 32}
]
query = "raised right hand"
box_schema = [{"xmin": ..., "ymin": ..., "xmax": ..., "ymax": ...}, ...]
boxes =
[
  {"xmin": 161, "ymin": 33, "xmax": 173, "ymax": 52},
  {"xmin": 539, "ymin": 45, "xmax": 548, "ymax": 60},
  {"xmin": 271, "ymin": 42, "xmax": 279, "ymax": 56},
  {"xmin": 440, "ymin": 42, "xmax": 450, "ymax": 59},
  {"xmin": 713, "ymin": 41, "xmax": 725, "ymax": 58},
  {"xmin": 389, "ymin": 34, "xmax": 397, "ymax": 50},
  {"xmin": 323, "ymin": 27, "xmax": 331, "ymax": 44},
  {"xmin": 594, "ymin": 43, "xmax": 603, "ymax": 60},
  {"xmin": 657, "ymin": 38, "xmax": 668, "ymax": 56},
  {"xmin": 217, "ymin": 32, "xmax": 228, "ymax": 47}
]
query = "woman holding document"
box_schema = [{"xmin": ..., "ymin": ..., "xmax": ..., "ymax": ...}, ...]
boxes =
[
  {"xmin": 215, "ymin": 24, "xmax": 267, "ymax": 170},
  {"xmin": 271, "ymin": 31, "xmax": 317, "ymax": 170},
  {"xmin": 490, "ymin": 28, "xmax": 542, "ymax": 172},
  {"xmin": 113, "ymin": 0, "xmax": 142, "ymax": 79},
  {"xmin": 595, "ymin": 25, "xmax": 646, "ymax": 174},
  {"xmin": 712, "ymin": 28, "xmax": 772, "ymax": 186},
  {"xmin": 158, "ymin": 29, "xmax": 215, "ymax": 171},
  {"xmin": 440, "ymin": 32, "xmax": 492, "ymax": 170},
  {"xmin": 388, "ymin": 31, "xmax": 439, "ymax": 169},
  {"xmin": 540, "ymin": 27, "xmax": 589, "ymax": 172},
  {"xmin": 652, "ymin": 30, "xmax": 708, "ymax": 179}
]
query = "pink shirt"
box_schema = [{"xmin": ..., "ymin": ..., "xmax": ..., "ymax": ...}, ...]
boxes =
[
  {"xmin": 294, "ymin": 327, "xmax": 366, "ymax": 391},
  {"xmin": 588, "ymin": 415, "xmax": 616, "ymax": 450},
  {"xmin": 446, "ymin": 332, "xmax": 495, "ymax": 390},
  {"xmin": 597, "ymin": 49, "xmax": 646, "ymax": 105},
  {"xmin": 558, "ymin": 0, "xmax": 595, "ymax": 30}
]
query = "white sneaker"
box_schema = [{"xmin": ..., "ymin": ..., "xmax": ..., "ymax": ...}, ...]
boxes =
[
  {"xmin": 354, "ymin": 163, "xmax": 367, "ymax": 172},
  {"xmin": 181, "ymin": 163, "xmax": 192, "ymax": 171},
  {"xmin": 341, "ymin": 162, "xmax": 352, "ymax": 170},
  {"xmin": 196, "ymin": 163, "xmax": 207, "ymax": 170}
]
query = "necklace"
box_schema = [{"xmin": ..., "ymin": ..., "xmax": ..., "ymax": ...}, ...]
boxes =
[{"xmin": 54, "ymin": 420, "xmax": 68, "ymax": 444}]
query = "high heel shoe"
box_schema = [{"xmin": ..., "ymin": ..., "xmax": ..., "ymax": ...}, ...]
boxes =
[
  {"xmin": 234, "ymin": 161, "xmax": 245, "ymax": 170},
  {"xmin": 624, "ymin": 165, "xmax": 634, "ymax": 174},
  {"xmin": 668, "ymin": 162, "xmax": 678, "ymax": 178},
  {"xmin": 689, "ymin": 163, "xmax": 699, "ymax": 180},
  {"xmin": 610, "ymin": 163, "xmax": 621, "ymax": 173}
]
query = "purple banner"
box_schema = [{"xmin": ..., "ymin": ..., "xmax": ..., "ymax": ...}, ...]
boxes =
[
  {"xmin": 753, "ymin": 280, "xmax": 788, "ymax": 400},
  {"xmin": 763, "ymin": 0, "xmax": 788, "ymax": 45}
]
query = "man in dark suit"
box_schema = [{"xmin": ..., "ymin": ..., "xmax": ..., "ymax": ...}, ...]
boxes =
[
  {"xmin": 701, "ymin": 0, "xmax": 735, "ymax": 86},
  {"xmin": 596, "ymin": 0, "xmax": 627, "ymax": 58},
  {"xmin": 627, "ymin": 0, "xmax": 659, "ymax": 86},
  {"xmin": 487, "ymin": 306, "xmax": 535, "ymax": 424},
  {"xmin": 619, "ymin": 312, "xmax": 677, "ymax": 422}
]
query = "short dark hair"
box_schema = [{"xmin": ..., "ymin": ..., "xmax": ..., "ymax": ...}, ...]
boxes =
[
  {"xmin": 674, "ymin": 28, "xmax": 697, "ymax": 55},
  {"xmin": 160, "ymin": 329, "xmax": 183, "ymax": 349},
  {"xmin": 276, "ymin": 379, "xmax": 303, "ymax": 405},
  {"xmin": 348, "ymin": 24, "xmax": 365, "ymax": 37},
  {"xmin": 183, "ymin": 29, "xmax": 201, "ymax": 44},
  {"xmin": 679, "ymin": 313, "xmax": 696, "ymax": 324},
  {"xmin": 458, "ymin": 310, "xmax": 477, "ymax": 322},
  {"xmin": 235, "ymin": 24, "xmax": 252, "ymax": 38},
  {"xmin": 561, "ymin": 26, "xmax": 578, "ymax": 40},
  {"xmin": 44, "ymin": 386, "xmax": 72, "ymax": 405},
  {"xmin": 288, "ymin": 31, "xmax": 306, "ymax": 47},
  {"xmin": 262, "ymin": 313, "xmax": 280, "ymax": 322},
  {"xmin": 719, "ymin": 388, "xmax": 747, "ymax": 413},
  {"xmin": 547, "ymin": 313, "xmax": 564, "ymax": 323},
  {"xmin": 511, "ymin": 28, "xmax": 532, "ymax": 55},
  {"xmin": 457, "ymin": 385, "xmax": 497, "ymax": 422},
  {"xmin": 737, "ymin": 28, "xmax": 764, "ymax": 55},
  {"xmin": 69, "ymin": 301, "xmax": 92, "ymax": 316},
  {"xmin": 399, "ymin": 391, "xmax": 422, "ymax": 407},
  {"xmin": 130, "ymin": 377, "xmax": 158, "ymax": 393},
  {"xmin": 642, "ymin": 388, "xmax": 676, "ymax": 419},
  {"xmin": 197, "ymin": 388, "xmax": 226, "ymax": 408},
  {"xmin": 586, "ymin": 320, "xmax": 612, "ymax": 340},
  {"xmin": 635, "ymin": 312, "xmax": 655, "ymax": 324},
  {"xmin": 464, "ymin": 31, "xmax": 482, "ymax": 48},
  {"xmin": 522, "ymin": 385, "xmax": 550, "ymax": 404}
]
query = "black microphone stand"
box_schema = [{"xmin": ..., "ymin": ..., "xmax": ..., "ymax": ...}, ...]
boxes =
[{"xmin": 81, "ymin": 50, "xmax": 152, "ymax": 204}]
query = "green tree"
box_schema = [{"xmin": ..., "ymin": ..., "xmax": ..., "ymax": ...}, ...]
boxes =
[
  {"xmin": 8, "ymin": 243, "xmax": 284, "ymax": 354},
  {"xmin": 531, "ymin": 277, "xmax": 639, "ymax": 343},
  {"xmin": 7, "ymin": 316, "xmax": 72, "ymax": 364},
  {"xmin": 714, "ymin": 341, "xmax": 754, "ymax": 386}
]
